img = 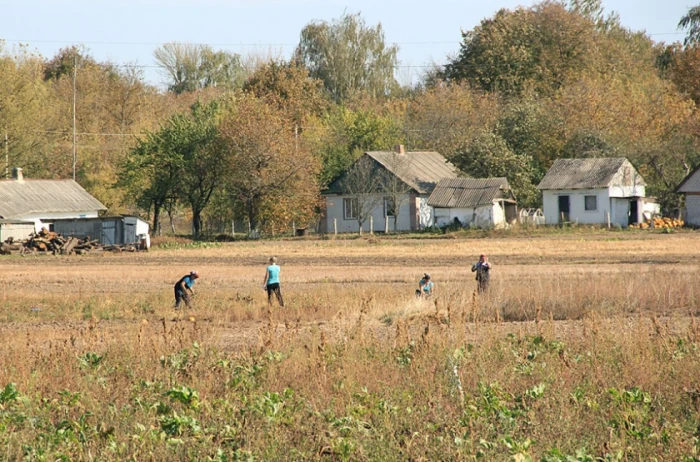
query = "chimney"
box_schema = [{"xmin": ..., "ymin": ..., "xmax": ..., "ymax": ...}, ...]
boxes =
[
  {"xmin": 394, "ymin": 144, "xmax": 405, "ymax": 155},
  {"xmin": 11, "ymin": 167, "xmax": 23, "ymax": 183}
]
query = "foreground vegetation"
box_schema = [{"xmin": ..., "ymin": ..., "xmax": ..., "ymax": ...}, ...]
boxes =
[{"xmin": 0, "ymin": 234, "xmax": 699, "ymax": 460}]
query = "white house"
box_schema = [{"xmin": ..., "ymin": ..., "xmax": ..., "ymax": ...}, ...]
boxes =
[
  {"xmin": 676, "ymin": 164, "xmax": 700, "ymax": 226},
  {"xmin": 537, "ymin": 158, "xmax": 646, "ymax": 227},
  {"xmin": 321, "ymin": 147, "xmax": 459, "ymax": 233},
  {"xmin": 428, "ymin": 177, "xmax": 517, "ymax": 228},
  {"xmin": 0, "ymin": 168, "xmax": 107, "ymax": 231}
]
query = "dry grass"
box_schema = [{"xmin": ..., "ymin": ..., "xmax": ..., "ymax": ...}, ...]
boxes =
[{"xmin": 0, "ymin": 232, "xmax": 699, "ymax": 460}]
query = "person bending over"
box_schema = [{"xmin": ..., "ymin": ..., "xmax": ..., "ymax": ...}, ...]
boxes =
[
  {"xmin": 175, "ymin": 270, "xmax": 199, "ymax": 309},
  {"xmin": 416, "ymin": 273, "xmax": 434, "ymax": 299}
]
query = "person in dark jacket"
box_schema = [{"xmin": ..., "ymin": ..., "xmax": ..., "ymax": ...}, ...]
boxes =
[
  {"xmin": 471, "ymin": 254, "xmax": 491, "ymax": 293},
  {"xmin": 174, "ymin": 271, "xmax": 199, "ymax": 309}
]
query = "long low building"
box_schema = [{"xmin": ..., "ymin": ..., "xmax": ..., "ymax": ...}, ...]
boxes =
[
  {"xmin": 428, "ymin": 177, "xmax": 517, "ymax": 228},
  {"xmin": 0, "ymin": 167, "xmax": 107, "ymax": 231}
]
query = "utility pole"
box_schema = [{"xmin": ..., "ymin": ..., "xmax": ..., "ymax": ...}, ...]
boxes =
[
  {"xmin": 4, "ymin": 131, "xmax": 8, "ymax": 179},
  {"xmin": 72, "ymin": 55, "xmax": 77, "ymax": 181}
]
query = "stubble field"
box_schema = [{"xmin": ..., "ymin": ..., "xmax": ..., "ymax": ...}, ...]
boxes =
[{"xmin": 1, "ymin": 231, "xmax": 699, "ymax": 461}]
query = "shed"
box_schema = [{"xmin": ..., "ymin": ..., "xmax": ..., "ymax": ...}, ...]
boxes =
[
  {"xmin": 0, "ymin": 219, "xmax": 35, "ymax": 242},
  {"xmin": 675, "ymin": 164, "xmax": 700, "ymax": 226},
  {"xmin": 537, "ymin": 158, "xmax": 646, "ymax": 227},
  {"xmin": 427, "ymin": 177, "xmax": 517, "ymax": 228},
  {"xmin": 52, "ymin": 216, "xmax": 150, "ymax": 246},
  {"xmin": 0, "ymin": 168, "xmax": 106, "ymax": 231},
  {"xmin": 321, "ymin": 146, "xmax": 460, "ymax": 233}
]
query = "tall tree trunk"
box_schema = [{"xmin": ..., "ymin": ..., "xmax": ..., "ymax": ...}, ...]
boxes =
[
  {"xmin": 192, "ymin": 207, "xmax": 203, "ymax": 239},
  {"xmin": 153, "ymin": 201, "xmax": 162, "ymax": 237},
  {"xmin": 247, "ymin": 199, "xmax": 257, "ymax": 233}
]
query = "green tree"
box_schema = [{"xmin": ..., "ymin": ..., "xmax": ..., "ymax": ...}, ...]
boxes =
[
  {"xmin": 295, "ymin": 12, "xmax": 399, "ymax": 102},
  {"xmin": 315, "ymin": 106, "xmax": 403, "ymax": 186},
  {"xmin": 452, "ymin": 131, "xmax": 539, "ymax": 207},
  {"xmin": 120, "ymin": 100, "xmax": 224, "ymax": 237},
  {"xmin": 679, "ymin": 5, "xmax": 700, "ymax": 46},
  {"xmin": 154, "ymin": 42, "xmax": 246, "ymax": 94}
]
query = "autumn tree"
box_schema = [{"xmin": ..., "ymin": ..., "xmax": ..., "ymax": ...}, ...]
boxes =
[
  {"xmin": 216, "ymin": 95, "xmax": 320, "ymax": 233},
  {"xmin": 242, "ymin": 60, "xmax": 328, "ymax": 125},
  {"xmin": 406, "ymin": 83, "xmax": 500, "ymax": 158},
  {"xmin": 295, "ymin": 12, "xmax": 399, "ymax": 102},
  {"xmin": 0, "ymin": 44, "xmax": 53, "ymax": 178}
]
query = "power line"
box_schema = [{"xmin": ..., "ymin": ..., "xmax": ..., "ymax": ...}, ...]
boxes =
[{"xmin": 0, "ymin": 31, "xmax": 686, "ymax": 48}]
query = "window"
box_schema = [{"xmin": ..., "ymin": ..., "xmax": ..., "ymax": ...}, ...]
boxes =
[
  {"xmin": 584, "ymin": 195, "xmax": 597, "ymax": 211},
  {"xmin": 343, "ymin": 198, "xmax": 358, "ymax": 220},
  {"xmin": 384, "ymin": 197, "xmax": 396, "ymax": 217}
]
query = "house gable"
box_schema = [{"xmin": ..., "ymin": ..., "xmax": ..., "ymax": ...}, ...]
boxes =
[
  {"xmin": 676, "ymin": 164, "xmax": 700, "ymax": 193},
  {"xmin": 537, "ymin": 157, "xmax": 645, "ymax": 191},
  {"xmin": 322, "ymin": 151, "xmax": 459, "ymax": 196}
]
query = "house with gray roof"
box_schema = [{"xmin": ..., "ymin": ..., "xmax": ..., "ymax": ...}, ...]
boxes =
[
  {"xmin": 537, "ymin": 158, "xmax": 646, "ymax": 227},
  {"xmin": 321, "ymin": 146, "xmax": 459, "ymax": 233},
  {"xmin": 428, "ymin": 177, "xmax": 517, "ymax": 228},
  {"xmin": 675, "ymin": 164, "xmax": 700, "ymax": 226},
  {"xmin": 0, "ymin": 168, "xmax": 106, "ymax": 232}
]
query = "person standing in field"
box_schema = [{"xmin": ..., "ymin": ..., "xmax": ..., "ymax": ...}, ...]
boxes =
[
  {"xmin": 263, "ymin": 257, "xmax": 284, "ymax": 307},
  {"xmin": 174, "ymin": 270, "xmax": 199, "ymax": 309},
  {"xmin": 416, "ymin": 273, "xmax": 434, "ymax": 299},
  {"xmin": 471, "ymin": 254, "xmax": 491, "ymax": 293}
]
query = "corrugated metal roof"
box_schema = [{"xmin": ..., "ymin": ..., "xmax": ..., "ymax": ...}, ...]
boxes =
[
  {"xmin": 0, "ymin": 179, "xmax": 107, "ymax": 219},
  {"xmin": 366, "ymin": 151, "xmax": 459, "ymax": 194},
  {"xmin": 427, "ymin": 177, "xmax": 515, "ymax": 208},
  {"xmin": 537, "ymin": 157, "xmax": 646, "ymax": 190},
  {"xmin": 323, "ymin": 151, "xmax": 460, "ymax": 195}
]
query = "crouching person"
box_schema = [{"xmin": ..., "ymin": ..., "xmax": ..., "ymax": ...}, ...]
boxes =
[
  {"xmin": 415, "ymin": 273, "xmax": 434, "ymax": 299},
  {"xmin": 174, "ymin": 270, "xmax": 199, "ymax": 309}
]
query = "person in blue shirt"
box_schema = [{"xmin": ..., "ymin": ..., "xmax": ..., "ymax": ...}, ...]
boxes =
[
  {"xmin": 174, "ymin": 270, "xmax": 199, "ymax": 309},
  {"xmin": 416, "ymin": 273, "xmax": 434, "ymax": 299},
  {"xmin": 262, "ymin": 257, "xmax": 284, "ymax": 307}
]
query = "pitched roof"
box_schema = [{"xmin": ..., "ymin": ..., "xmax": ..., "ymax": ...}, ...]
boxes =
[
  {"xmin": 675, "ymin": 163, "xmax": 700, "ymax": 193},
  {"xmin": 537, "ymin": 157, "xmax": 646, "ymax": 190},
  {"xmin": 427, "ymin": 177, "xmax": 515, "ymax": 208},
  {"xmin": 0, "ymin": 179, "xmax": 107, "ymax": 219},
  {"xmin": 324, "ymin": 151, "xmax": 459, "ymax": 195}
]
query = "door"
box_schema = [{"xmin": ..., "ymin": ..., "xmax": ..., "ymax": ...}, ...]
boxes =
[
  {"xmin": 558, "ymin": 195, "xmax": 570, "ymax": 222},
  {"xmin": 629, "ymin": 199, "xmax": 638, "ymax": 226},
  {"xmin": 101, "ymin": 221, "xmax": 116, "ymax": 245}
]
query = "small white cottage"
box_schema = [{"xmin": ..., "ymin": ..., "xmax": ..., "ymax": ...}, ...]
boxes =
[
  {"xmin": 428, "ymin": 177, "xmax": 517, "ymax": 228},
  {"xmin": 537, "ymin": 158, "xmax": 646, "ymax": 227},
  {"xmin": 321, "ymin": 147, "xmax": 459, "ymax": 233},
  {"xmin": 676, "ymin": 164, "xmax": 700, "ymax": 226}
]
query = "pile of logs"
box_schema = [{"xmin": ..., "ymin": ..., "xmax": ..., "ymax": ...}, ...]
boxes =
[{"xmin": 1, "ymin": 228, "xmax": 142, "ymax": 256}]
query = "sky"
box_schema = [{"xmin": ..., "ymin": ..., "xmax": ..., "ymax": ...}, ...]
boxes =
[{"xmin": 1, "ymin": 0, "xmax": 695, "ymax": 87}]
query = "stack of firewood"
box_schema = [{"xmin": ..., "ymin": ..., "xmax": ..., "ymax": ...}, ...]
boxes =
[{"xmin": 1, "ymin": 228, "xmax": 142, "ymax": 255}]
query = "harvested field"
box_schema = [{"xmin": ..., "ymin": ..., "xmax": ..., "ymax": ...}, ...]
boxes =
[{"xmin": 1, "ymin": 231, "xmax": 700, "ymax": 460}]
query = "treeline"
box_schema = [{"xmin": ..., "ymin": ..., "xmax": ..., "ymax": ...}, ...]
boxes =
[{"xmin": 2, "ymin": 0, "xmax": 700, "ymax": 235}]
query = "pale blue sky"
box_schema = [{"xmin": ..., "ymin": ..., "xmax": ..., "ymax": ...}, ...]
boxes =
[{"xmin": 2, "ymin": 0, "xmax": 694, "ymax": 87}]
